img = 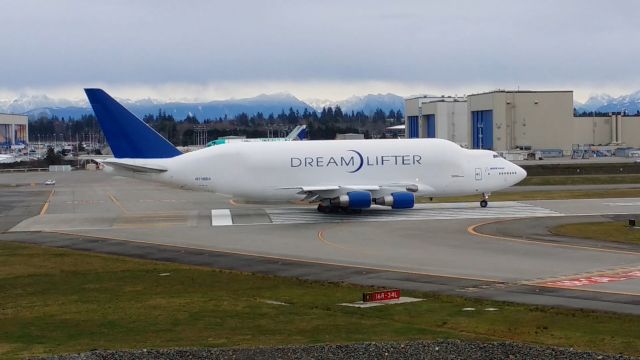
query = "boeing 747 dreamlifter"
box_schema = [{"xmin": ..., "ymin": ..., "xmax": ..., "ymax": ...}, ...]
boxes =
[{"xmin": 85, "ymin": 89, "xmax": 526, "ymax": 213}]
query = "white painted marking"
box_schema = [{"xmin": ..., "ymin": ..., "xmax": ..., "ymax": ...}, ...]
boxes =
[
  {"xmin": 603, "ymin": 202, "xmax": 640, "ymax": 206},
  {"xmin": 265, "ymin": 202, "xmax": 561, "ymax": 225},
  {"xmin": 211, "ymin": 209, "xmax": 233, "ymax": 226},
  {"xmin": 260, "ymin": 299, "xmax": 290, "ymax": 306},
  {"xmin": 207, "ymin": 202, "xmax": 563, "ymax": 227}
]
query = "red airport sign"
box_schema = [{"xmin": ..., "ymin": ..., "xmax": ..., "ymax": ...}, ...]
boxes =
[{"xmin": 363, "ymin": 289, "xmax": 401, "ymax": 303}]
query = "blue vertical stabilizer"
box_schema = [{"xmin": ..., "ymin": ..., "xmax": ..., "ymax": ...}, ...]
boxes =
[{"xmin": 84, "ymin": 88, "xmax": 182, "ymax": 159}]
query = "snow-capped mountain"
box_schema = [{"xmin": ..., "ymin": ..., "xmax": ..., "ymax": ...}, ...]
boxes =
[
  {"xmin": 0, "ymin": 94, "xmax": 87, "ymax": 114},
  {"xmin": 0, "ymin": 93, "xmax": 316, "ymax": 120},
  {"xmin": 1, "ymin": 92, "xmax": 406, "ymax": 119},
  {"xmin": 340, "ymin": 93, "xmax": 405, "ymax": 114},
  {"xmin": 304, "ymin": 93, "xmax": 405, "ymax": 114},
  {"xmin": 573, "ymin": 99, "xmax": 583, "ymax": 109},
  {"xmin": 576, "ymin": 91, "xmax": 640, "ymax": 114},
  {"xmin": 305, "ymin": 98, "xmax": 336, "ymax": 112},
  {"xmin": 578, "ymin": 94, "xmax": 615, "ymax": 112}
]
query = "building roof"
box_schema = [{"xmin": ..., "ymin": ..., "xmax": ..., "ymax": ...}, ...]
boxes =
[
  {"xmin": 420, "ymin": 99, "xmax": 467, "ymax": 104},
  {"xmin": 405, "ymin": 95, "xmax": 466, "ymax": 101},
  {"xmin": 468, "ymin": 89, "xmax": 573, "ymax": 97}
]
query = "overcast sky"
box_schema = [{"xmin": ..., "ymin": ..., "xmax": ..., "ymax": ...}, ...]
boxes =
[{"xmin": 1, "ymin": 0, "xmax": 639, "ymax": 102}]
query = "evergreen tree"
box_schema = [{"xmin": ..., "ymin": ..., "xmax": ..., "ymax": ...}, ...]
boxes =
[
  {"xmin": 395, "ymin": 109, "xmax": 403, "ymax": 123},
  {"xmin": 387, "ymin": 109, "xmax": 396, "ymax": 120},
  {"xmin": 44, "ymin": 147, "xmax": 62, "ymax": 165},
  {"xmin": 287, "ymin": 107, "xmax": 297, "ymax": 125},
  {"xmin": 326, "ymin": 106, "xmax": 334, "ymax": 122},
  {"xmin": 372, "ymin": 108, "xmax": 386, "ymax": 123},
  {"xmin": 334, "ymin": 105, "xmax": 343, "ymax": 122}
]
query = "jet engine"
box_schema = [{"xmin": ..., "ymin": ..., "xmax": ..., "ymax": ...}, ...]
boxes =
[
  {"xmin": 330, "ymin": 191, "xmax": 372, "ymax": 209},
  {"xmin": 374, "ymin": 192, "xmax": 415, "ymax": 209}
]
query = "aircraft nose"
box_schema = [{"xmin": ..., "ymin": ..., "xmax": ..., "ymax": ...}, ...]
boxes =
[{"xmin": 515, "ymin": 164, "xmax": 527, "ymax": 182}]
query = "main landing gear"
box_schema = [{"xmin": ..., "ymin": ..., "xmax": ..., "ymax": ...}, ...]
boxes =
[
  {"xmin": 317, "ymin": 204, "xmax": 362, "ymax": 214},
  {"xmin": 317, "ymin": 203, "xmax": 332, "ymax": 214},
  {"xmin": 480, "ymin": 192, "xmax": 490, "ymax": 208}
]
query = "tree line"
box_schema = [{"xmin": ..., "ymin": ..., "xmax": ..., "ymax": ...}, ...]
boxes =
[
  {"xmin": 574, "ymin": 109, "xmax": 640, "ymax": 117},
  {"xmin": 28, "ymin": 106, "xmax": 404, "ymax": 146}
]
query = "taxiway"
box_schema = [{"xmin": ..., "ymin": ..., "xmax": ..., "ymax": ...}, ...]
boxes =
[{"xmin": 1, "ymin": 171, "xmax": 638, "ymax": 314}]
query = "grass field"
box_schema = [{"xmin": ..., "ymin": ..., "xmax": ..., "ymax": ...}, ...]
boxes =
[
  {"xmin": 551, "ymin": 221, "xmax": 640, "ymax": 245},
  {"xmin": 0, "ymin": 241, "xmax": 639, "ymax": 359},
  {"xmin": 517, "ymin": 175, "xmax": 640, "ymax": 186},
  {"xmin": 419, "ymin": 188, "xmax": 640, "ymax": 203}
]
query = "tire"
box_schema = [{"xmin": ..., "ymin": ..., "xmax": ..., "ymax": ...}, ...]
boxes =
[
  {"xmin": 342, "ymin": 208, "xmax": 362, "ymax": 214},
  {"xmin": 480, "ymin": 199, "xmax": 488, "ymax": 208}
]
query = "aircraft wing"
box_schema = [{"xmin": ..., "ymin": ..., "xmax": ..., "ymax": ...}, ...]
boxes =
[
  {"xmin": 102, "ymin": 159, "xmax": 168, "ymax": 173},
  {"xmin": 281, "ymin": 181, "xmax": 437, "ymax": 202},
  {"xmin": 279, "ymin": 184, "xmax": 422, "ymax": 202}
]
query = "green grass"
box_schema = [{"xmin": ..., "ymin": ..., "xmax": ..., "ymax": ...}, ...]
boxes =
[
  {"xmin": 518, "ymin": 175, "xmax": 640, "ymax": 186},
  {"xmin": 0, "ymin": 241, "xmax": 639, "ymax": 359},
  {"xmin": 419, "ymin": 189, "xmax": 640, "ymax": 203},
  {"xmin": 551, "ymin": 221, "xmax": 640, "ymax": 245}
]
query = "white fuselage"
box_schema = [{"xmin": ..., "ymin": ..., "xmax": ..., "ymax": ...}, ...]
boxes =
[{"xmin": 105, "ymin": 138, "xmax": 526, "ymax": 202}]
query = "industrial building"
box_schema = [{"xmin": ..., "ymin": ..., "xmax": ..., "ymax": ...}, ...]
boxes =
[
  {"xmin": 405, "ymin": 90, "xmax": 640, "ymax": 153},
  {"xmin": 405, "ymin": 96, "xmax": 467, "ymax": 146},
  {"xmin": 0, "ymin": 114, "xmax": 29, "ymax": 149}
]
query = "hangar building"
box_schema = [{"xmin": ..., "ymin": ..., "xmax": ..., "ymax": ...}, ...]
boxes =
[
  {"xmin": 405, "ymin": 90, "xmax": 640, "ymax": 152},
  {"xmin": 0, "ymin": 114, "xmax": 29, "ymax": 149},
  {"xmin": 405, "ymin": 96, "xmax": 467, "ymax": 146}
]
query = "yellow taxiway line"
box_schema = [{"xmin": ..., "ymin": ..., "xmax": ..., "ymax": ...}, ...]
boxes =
[
  {"xmin": 316, "ymin": 229, "xmax": 369, "ymax": 254},
  {"xmin": 39, "ymin": 189, "xmax": 55, "ymax": 216},
  {"xmin": 108, "ymin": 192, "xmax": 129, "ymax": 214},
  {"xmin": 48, "ymin": 229, "xmax": 505, "ymax": 284},
  {"xmin": 467, "ymin": 219, "xmax": 640, "ymax": 256}
]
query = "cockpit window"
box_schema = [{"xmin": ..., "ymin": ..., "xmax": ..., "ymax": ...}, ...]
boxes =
[{"xmin": 493, "ymin": 154, "xmax": 500, "ymax": 158}]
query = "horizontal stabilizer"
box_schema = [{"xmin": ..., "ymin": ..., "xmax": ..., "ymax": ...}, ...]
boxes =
[{"xmin": 103, "ymin": 159, "xmax": 168, "ymax": 173}]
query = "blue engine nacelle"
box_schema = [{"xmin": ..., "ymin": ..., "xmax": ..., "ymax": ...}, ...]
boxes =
[
  {"xmin": 331, "ymin": 191, "xmax": 372, "ymax": 209},
  {"xmin": 374, "ymin": 192, "xmax": 415, "ymax": 209}
]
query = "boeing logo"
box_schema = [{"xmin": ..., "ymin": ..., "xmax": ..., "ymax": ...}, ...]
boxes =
[{"xmin": 290, "ymin": 150, "xmax": 422, "ymax": 173}]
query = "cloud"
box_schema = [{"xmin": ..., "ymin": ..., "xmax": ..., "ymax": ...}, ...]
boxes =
[{"xmin": 1, "ymin": 0, "xmax": 639, "ymax": 99}]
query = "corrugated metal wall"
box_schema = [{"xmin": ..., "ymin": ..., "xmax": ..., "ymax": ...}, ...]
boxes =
[
  {"xmin": 407, "ymin": 116, "xmax": 419, "ymax": 138},
  {"xmin": 426, "ymin": 114, "xmax": 436, "ymax": 138},
  {"xmin": 472, "ymin": 110, "xmax": 493, "ymax": 149}
]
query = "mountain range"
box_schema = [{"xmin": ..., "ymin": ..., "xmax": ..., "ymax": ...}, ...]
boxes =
[
  {"xmin": 4, "ymin": 89, "xmax": 637, "ymax": 120},
  {"xmin": 575, "ymin": 91, "xmax": 640, "ymax": 114},
  {"xmin": 306, "ymin": 93, "xmax": 405, "ymax": 115},
  {"xmin": 0, "ymin": 93, "xmax": 406, "ymax": 120}
]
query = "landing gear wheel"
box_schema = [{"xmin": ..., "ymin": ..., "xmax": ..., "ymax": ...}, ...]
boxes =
[
  {"xmin": 480, "ymin": 199, "xmax": 488, "ymax": 208},
  {"xmin": 317, "ymin": 204, "xmax": 331, "ymax": 214},
  {"xmin": 341, "ymin": 207, "xmax": 362, "ymax": 214}
]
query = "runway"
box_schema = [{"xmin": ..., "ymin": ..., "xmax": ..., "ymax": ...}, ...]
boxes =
[{"xmin": 1, "ymin": 171, "xmax": 639, "ymax": 314}]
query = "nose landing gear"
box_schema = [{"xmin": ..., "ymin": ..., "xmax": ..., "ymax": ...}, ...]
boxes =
[{"xmin": 480, "ymin": 193, "xmax": 490, "ymax": 208}]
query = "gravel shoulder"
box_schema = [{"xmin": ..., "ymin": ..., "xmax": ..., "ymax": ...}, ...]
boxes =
[{"xmin": 38, "ymin": 340, "xmax": 638, "ymax": 360}]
